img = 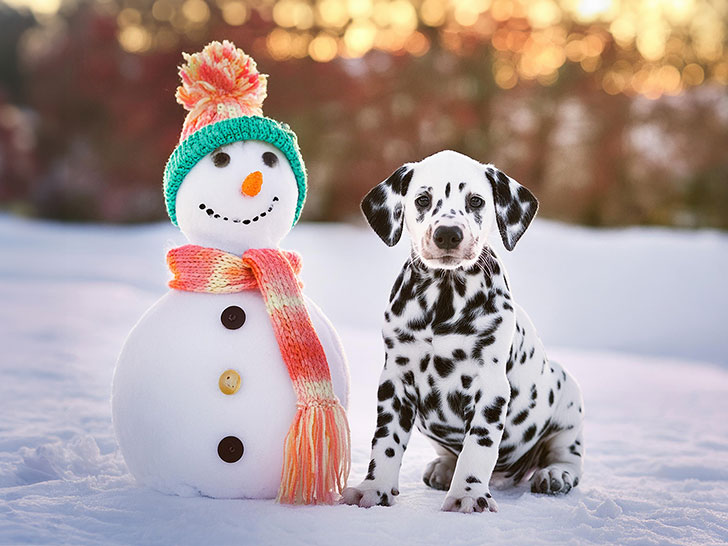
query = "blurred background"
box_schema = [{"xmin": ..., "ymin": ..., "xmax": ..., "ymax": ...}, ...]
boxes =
[{"xmin": 0, "ymin": 0, "xmax": 726, "ymax": 228}]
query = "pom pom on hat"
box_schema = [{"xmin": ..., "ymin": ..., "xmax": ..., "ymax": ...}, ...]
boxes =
[{"xmin": 176, "ymin": 40, "xmax": 268, "ymax": 142}]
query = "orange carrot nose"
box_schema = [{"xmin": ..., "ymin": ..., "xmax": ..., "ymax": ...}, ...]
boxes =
[{"xmin": 241, "ymin": 171, "xmax": 263, "ymax": 197}]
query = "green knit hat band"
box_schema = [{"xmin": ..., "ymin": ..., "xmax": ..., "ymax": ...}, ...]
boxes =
[{"xmin": 163, "ymin": 115, "xmax": 307, "ymax": 227}]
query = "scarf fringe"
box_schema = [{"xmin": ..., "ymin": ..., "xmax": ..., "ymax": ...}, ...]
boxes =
[{"xmin": 276, "ymin": 399, "xmax": 351, "ymax": 505}]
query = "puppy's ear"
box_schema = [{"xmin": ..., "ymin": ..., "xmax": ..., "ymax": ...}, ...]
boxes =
[
  {"xmin": 485, "ymin": 166, "xmax": 538, "ymax": 251},
  {"xmin": 361, "ymin": 165, "xmax": 414, "ymax": 246}
]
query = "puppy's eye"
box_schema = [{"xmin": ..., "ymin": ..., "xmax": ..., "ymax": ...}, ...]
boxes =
[
  {"xmin": 262, "ymin": 151, "xmax": 278, "ymax": 167},
  {"xmin": 415, "ymin": 195, "xmax": 431, "ymax": 208},
  {"xmin": 469, "ymin": 195, "xmax": 485, "ymax": 208},
  {"xmin": 213, "ymin": 152, "xmax": 230, "ymax": 168}
]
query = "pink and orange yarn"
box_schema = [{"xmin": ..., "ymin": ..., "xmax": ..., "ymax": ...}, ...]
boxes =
[
  {"xmin": 167, "ymin": 245, "xmax": 350, "ymax": 504},
  {"xmin": 176, "ymin": 40, "xmax": 268, "ymax": 143}
]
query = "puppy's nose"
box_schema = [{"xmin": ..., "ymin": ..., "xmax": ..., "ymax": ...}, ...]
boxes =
[
  {"xmin": 241, "ymin": 171, "xmax": 263, "ymax": 197},
  {"xmin": 433, "ymin": 225, "xmax": 463, "ymax": 250}
]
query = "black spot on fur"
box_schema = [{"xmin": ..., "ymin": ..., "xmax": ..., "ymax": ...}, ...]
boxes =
[
  {"xmin": 407, "ymin": 315, "xmax": 429, "ymax": 331},
  {"xmin": 399, "ymin": 404, "xmax": 414, "ymax": 432},
  {"xmin": 453, "ymin": 349, "xmax": 467, "ymax": 361},
  {"xmin": 447, "ymin": 391, "xmax": 472, "ymax": 420},
  {"xmin": 472, "ymin": 335, "xmax": 496, "ymax": 362},
  {"xmin": 390, "ymin": 272, "xmax": 417, "ymax": 317},
  {"xmin": 432, "ymin": 199, "xmax": 443, "ymax": 215},
  {"xmin": 465, "ymin": 476, "xmax": 481, "ymax": 484},
  {"xmin": 385, "ymin": 447, "xmax": 395, "ymax": 458},
  {"xmin": 461, "ymin": 375, "xmax": 473, "ymax": 389},
  {"xmin": 378, "ymin": 380, "xmax": 395, "ymax": 401},
  {"xmin": 376, "ymin": 412, "xmax": 393, "ymax": 427},
  {"xmin": 422, "ymin": 389, "xmax": 442, "ymax": 417},
  {"xmin": 498, "ymin": 444, "xmax": 516, "ymax": 458},
  {"xmin": 388, "ymin": 166, "xmax": 413, "ymax": 196},
  {"xmin": 433, "ymin": 356, "xmax": 455, "ymax": 377},
  {"xmin": 512, "ymin": 409, "xmax": 529, "ymax": 425},
  {"xmin": 396, "ymin": 330, "xmax": 416, "ymax": 344},
  {"xmin": 483, "ymin": 396, "xmax": 506, "ymax": 424},
  {"xmin": 361, "ymin": 184, "xmax": 401, "ymax": 246},
  {"xmin": 549, "ymin": 390, "xmax": 555, "ymax": 406},
  {"xmin": 365, "ymin": 459, "xmax": 376, "ymax": 480},
  {"xmin": 523, "ymin": 424, "xmax": 537, "ymax": 443},
  {"xmin": 374, "ymin": 426, "xmax": 389, "ymax": 438},
  {"xmin": 419, "ymin": 355, "xmax": 430, "ymax": 372}
]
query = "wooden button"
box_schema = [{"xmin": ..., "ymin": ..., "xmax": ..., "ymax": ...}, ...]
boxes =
[{"xmin": 219, "ymin": 369, "xmax": 241, "ymax": 395}]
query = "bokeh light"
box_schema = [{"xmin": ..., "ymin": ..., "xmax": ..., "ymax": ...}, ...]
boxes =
[
  {"xmin": 9, "ymin": 0, "xmax": 724, "ymax": 98},
  {"xmin": 2, "ymin": 0, "xmax": 726, "ymax": 228}
]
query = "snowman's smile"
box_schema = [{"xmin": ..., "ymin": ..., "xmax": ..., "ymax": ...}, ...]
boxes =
[{"xmin": 198, "ymin": 196, "xmax": 280, "ymax": 225}]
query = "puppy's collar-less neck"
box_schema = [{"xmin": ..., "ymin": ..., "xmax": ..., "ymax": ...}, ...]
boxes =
[{"xmin": 409, "ymin": 246, "xmax": 498, "ymax": 277}]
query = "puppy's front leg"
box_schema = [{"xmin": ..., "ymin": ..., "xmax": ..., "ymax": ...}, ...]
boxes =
[
  {"xmin": 442, "ymin": 373, "xmax": 510, "ymax": 513},
  {"xmin": 341, "ymin": 365, "xmax": 416, "ymax": 508}
]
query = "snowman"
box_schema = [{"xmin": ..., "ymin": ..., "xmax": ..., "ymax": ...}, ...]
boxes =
[{"xmin": 112, "ymin": 41, "xmax": 350, "ymax": 504}]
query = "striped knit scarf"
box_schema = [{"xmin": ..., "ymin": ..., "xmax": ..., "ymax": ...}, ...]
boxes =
[{"xmin": 166, "ymin": 244, "xmax": 350, "ymax": 504}]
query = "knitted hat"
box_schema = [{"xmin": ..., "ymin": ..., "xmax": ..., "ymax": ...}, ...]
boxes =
[{"xmin": 163, "ymin": 40, "xmax": 307, "ymax": 226}]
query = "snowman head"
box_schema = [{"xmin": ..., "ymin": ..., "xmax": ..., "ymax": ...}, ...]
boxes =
[
  {"xmin": 175, "ymin": 140, "xmax": 299, "ymax": 254},
  {"xmin": 163, "ymin": 41, "xmax": 307, "ymax": 254}
]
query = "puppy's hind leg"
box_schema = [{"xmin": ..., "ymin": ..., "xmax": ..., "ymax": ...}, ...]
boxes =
[
  {"xmin": 531, "ymin": 374, "xmax": 584, "ymax": 495},
  {"xmin": 530, "ymin": 428, "xmax": 583, "ymax": 495},
  {"xmin": 423, "ymin": 440, "xmax": 458, "ymax": 491}
]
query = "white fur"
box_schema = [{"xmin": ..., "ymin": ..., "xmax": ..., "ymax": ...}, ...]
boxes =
[{"xmin": 404, "ymin": 151, "xmax": 497, "ymax": 270}]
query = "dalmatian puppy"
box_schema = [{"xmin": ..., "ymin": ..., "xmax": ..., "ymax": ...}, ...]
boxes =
[{"xmin": 342, "ymin": 150, "xmax": 584, "ymax": 513}]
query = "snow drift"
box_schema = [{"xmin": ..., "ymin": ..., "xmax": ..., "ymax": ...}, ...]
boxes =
[{"xmin": 1, "ymin": 214, "xmax": 727, "ymax": 545}]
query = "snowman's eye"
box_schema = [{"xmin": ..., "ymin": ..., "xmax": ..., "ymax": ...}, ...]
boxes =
[
  {"xmin": 262, "ymin": 152, "xmax": 278, "ymax": 168},
  {"xmin": 212, "ymin": 151, "xmax": 230, "ymax": 168}
]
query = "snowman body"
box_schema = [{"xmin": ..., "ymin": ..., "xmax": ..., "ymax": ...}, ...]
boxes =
[
  {"xmin": 112, "ymin": 134, "xmax": 350, "ymax": 499},
  {"xmin": 113, "ymin": 289, "xmax": 348, "ymax": 498}
]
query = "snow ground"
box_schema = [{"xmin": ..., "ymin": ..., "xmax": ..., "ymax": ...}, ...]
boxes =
[{"xmin": 0, "ymin": 214, "xmax": 727, "ymax": 545}]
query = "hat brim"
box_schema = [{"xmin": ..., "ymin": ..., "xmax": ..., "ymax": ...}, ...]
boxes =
[{"xmin": 163, "ymin": 116, "xmax": 307, "ymax": 226}]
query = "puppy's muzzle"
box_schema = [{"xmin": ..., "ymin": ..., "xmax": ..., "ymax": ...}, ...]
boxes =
[{"xmin": 433, "ymin": 225, "xmax": 464, "ymax": 250}]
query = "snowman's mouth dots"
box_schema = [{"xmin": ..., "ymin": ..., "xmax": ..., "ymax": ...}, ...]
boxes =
[{"xmin": 198, "ymin": 196, "xmax": 280, "ymax": 225}]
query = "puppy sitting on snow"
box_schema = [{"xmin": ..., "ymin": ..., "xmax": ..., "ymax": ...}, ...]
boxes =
[{"xmin": 342, "ymin": 150, "xmax": 584, "ymax": 513}]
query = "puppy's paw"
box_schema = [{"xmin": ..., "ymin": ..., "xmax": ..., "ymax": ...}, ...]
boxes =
[
  {"xmin": 422, "ymin": 456, "xmax": 456, "ymax": 491},
  {"xmin": 530, "ymin": 466, "xmax": 579, "ymax": 495},
  {"xmin": 340, "ymin": 482, "xmax": 398, "ymax": 508},
  {"xmin": 441, "ymin": 492, "xmax": 498, "ymax": 513}
]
